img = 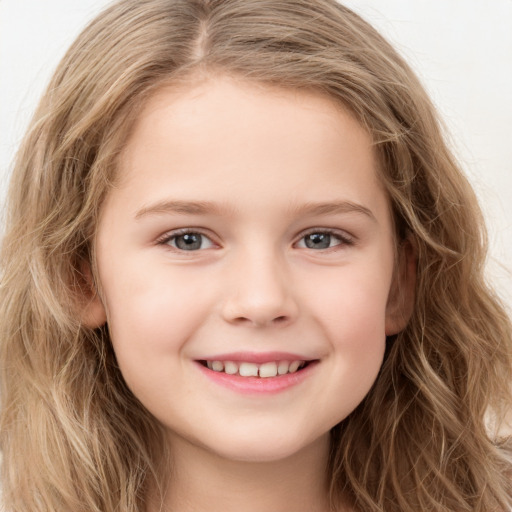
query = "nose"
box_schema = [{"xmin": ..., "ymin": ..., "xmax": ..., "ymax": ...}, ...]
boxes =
[{"xmin": 220, "ymin": 250, "xmax": 299, "ymax": 328}]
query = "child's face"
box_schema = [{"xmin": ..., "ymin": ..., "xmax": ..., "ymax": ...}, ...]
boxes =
[{"xmin": 92, "ymin": 76, "xmax": 407, "ymax": 463}]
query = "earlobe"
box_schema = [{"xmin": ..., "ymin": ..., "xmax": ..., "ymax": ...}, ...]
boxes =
[
  {"xmin": 385, "ymin": 238, "xmax": 417, "ymax": 336},
  {"xmin": 81, "ymin": 293, "xmax": 108, "ymax": 329},
  {"xmin": 77, "ymin": 261, "xmax": 107, "ymax": 328}
]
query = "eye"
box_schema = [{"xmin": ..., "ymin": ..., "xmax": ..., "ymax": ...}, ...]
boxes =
[
  {"xmin": 296, "ymin": 230, "xmax": 353, "ymax": 250},
  {"xmin": 159, "ymin": 231, "xmax": 215, "ymax": 251}
]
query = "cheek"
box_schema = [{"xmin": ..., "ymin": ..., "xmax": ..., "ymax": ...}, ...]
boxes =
[
  {"xmin": 315, "ymin": 263, "xmax": 392, "ymax": 342},
  {"xmin": 102, "ymin": 262, "xmax": 213, "ymax": 362},
  {"xmin": 307, "ymin": 262, "xmax": 392, "ymax": 406},
  {"xmin": 100, "ymin": 262, "xmax": 218, "ymax": 409}
]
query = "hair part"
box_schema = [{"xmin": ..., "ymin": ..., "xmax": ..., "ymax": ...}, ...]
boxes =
[{"xmin": 1, "ymin": 1, "xmax": 511, "ymax": 511}]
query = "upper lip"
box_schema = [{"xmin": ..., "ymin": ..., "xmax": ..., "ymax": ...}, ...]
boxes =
[{"xmin": 197, "ymin": 351, "xmax": 316, "ymax": 364}]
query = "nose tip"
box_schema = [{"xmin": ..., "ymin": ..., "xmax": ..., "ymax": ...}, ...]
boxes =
[
  {"xmin": 220, "ymin": 257, "xmax": 298, "ymax": 328},
  {"xmin": 232, "ymin": 311, "xmax": 292, "ymax": 328},
  {"xmin": 222, "ymin": 292, "xmax": 298, "ymax": 328}
]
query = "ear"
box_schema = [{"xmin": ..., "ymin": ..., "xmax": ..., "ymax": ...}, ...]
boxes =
[
  {"xmin": 77, "ymin": 261, "xmax": 107, "ymax": 329},
  {"xmin": 385, "ymin": 237, "xmax": 417, "ymax": 336}
]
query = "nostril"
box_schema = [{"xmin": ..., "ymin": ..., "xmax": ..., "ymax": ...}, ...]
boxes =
[{"xmin": 273, "ymin": 316, "xmax": 288, "ymax": 324}]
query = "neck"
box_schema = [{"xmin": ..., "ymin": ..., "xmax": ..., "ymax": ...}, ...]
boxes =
[{"xmin": 147, "ymin": 433, "xmax": 335, "ymax": 512}]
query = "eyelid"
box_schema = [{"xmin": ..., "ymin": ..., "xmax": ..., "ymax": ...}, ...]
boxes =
[
  {"xmin": 155, "ymin": 228, "xmax": 219, "ymax": 250},
  {"xmin": 294, "ymin": 227, "xmax": 355, "ymax": 249},
  {"xmin": 154, "ymin": 226, "xmax": 356, "ymax": 251}
]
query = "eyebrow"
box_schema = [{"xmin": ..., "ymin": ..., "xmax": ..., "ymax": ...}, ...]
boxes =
[
  {"xmin": 290, "ymin": 201, "xmax": 376, "ymax": 222},
  {"xmin": 134, "ymin": 199, "xmax": 376, "ymax": 222},
  {"xmin": 135, "ymin": 200, "xmax": 230, "ymax": 219}
]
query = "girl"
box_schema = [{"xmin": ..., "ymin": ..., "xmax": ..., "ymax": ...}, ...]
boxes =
[{"xmin": 1, "ymin": 0, "xmax": 511, "ymax": 511}]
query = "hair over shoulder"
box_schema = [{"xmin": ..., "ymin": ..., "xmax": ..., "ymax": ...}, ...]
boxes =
[{"xmin": 1, "ymin": 1, "xmax": 511, "ymax": 511}]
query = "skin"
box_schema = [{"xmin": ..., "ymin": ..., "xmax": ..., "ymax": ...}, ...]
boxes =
[{"xmin": 86, "ymin": 75, "xmax": 414, "ymax": 512}]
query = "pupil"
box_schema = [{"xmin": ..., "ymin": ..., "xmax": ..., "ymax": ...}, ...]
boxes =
[
  {"xmin": 306, "ymin": 233, "xmax": 330, "ymax": 249},
  {"xmin": 176, "ymin": 233, "xmax": 202, "ymax": 250}
]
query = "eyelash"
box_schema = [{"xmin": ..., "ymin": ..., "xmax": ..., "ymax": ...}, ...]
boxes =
[
  {"xmin": 155, "ymin": 228, "xmax": 217, "ymax": 251},
  {"xmin": 156, "ymin": 228, "xmax": 355, "ymax": 252},
  {"xmin": 297, "ymin": 228, "xmax": 355, "ymax": 250}
]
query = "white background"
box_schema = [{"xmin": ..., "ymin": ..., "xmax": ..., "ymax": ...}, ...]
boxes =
[{"xmin": 1, "ymin": 0, "xmax": 511, "ymax": 310}]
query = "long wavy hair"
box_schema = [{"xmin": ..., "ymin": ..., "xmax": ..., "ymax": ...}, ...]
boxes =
[{"xmin": 1, "ymin": 0, "xmax": 511, "ymax": 510}]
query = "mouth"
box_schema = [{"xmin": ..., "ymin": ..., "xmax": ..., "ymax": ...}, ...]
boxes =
[
  {"xmin": 198, "ymin": 359, "xmax": 314, "ymax": 378},
  {"xmin": 196, "ymin": 352, "xmax": 319, "ymax": 394}
]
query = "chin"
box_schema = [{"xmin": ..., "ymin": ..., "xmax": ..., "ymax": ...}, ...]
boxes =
[
  {"xmin": 195, "ymin": 427, "xmax": 329, "ymax": 465},
  {"xmin": 216, "ymin": 444, "xmax": 302, "ymax": 463}
]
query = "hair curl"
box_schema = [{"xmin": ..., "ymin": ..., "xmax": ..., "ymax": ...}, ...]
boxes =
[{"xmin": 1, "ymin": 1, "xmax": 511, "ymax": 510}]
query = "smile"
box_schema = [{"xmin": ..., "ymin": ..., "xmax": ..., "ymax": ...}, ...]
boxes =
[
  {"xmin": 196, "ymin": 355, "xmax": 318, "ymax": 395},
  {"xmin": 202, "ymin": 360, "xmax": 307, "ymax": 378}
]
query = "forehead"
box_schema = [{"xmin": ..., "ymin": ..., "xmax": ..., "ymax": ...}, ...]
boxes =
[
  {"xmin": 120, "ymin": 76, "xmax": 377, "ymax": 169},
  {"xmin": 107, "ymin": 75, "xmax": 389, "ymax": 225}
]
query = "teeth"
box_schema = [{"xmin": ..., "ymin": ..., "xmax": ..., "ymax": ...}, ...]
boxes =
[
  {"xmin": 259, "ymin": 362, "xmax": 278, "ymax": 378},
  {"xmin": 239, "ymin": 362, "xmax": 259, "ymax": 377},
  {"xmin": 277, "ymin": 361, "xmax": 290, "ymax": 375},
  {"xmin": 288, "ymin": 361, "xmax": 301, "ymax": 373},
  {"xmin": 205, "ymin": 359, "xmax": 307, "ymax": 377},
  {"xmin": 211, "ymin": 361, "xmax": 224, "ymax": 372},
  {"xmin": 224, "ymin": 361, "xmax": 238, "ymax": 375}
]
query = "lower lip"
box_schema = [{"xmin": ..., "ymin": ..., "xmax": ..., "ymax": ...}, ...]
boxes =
[{"xmin": 196, "ymin": 361, "xmax": 318, "ymax": 395}]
